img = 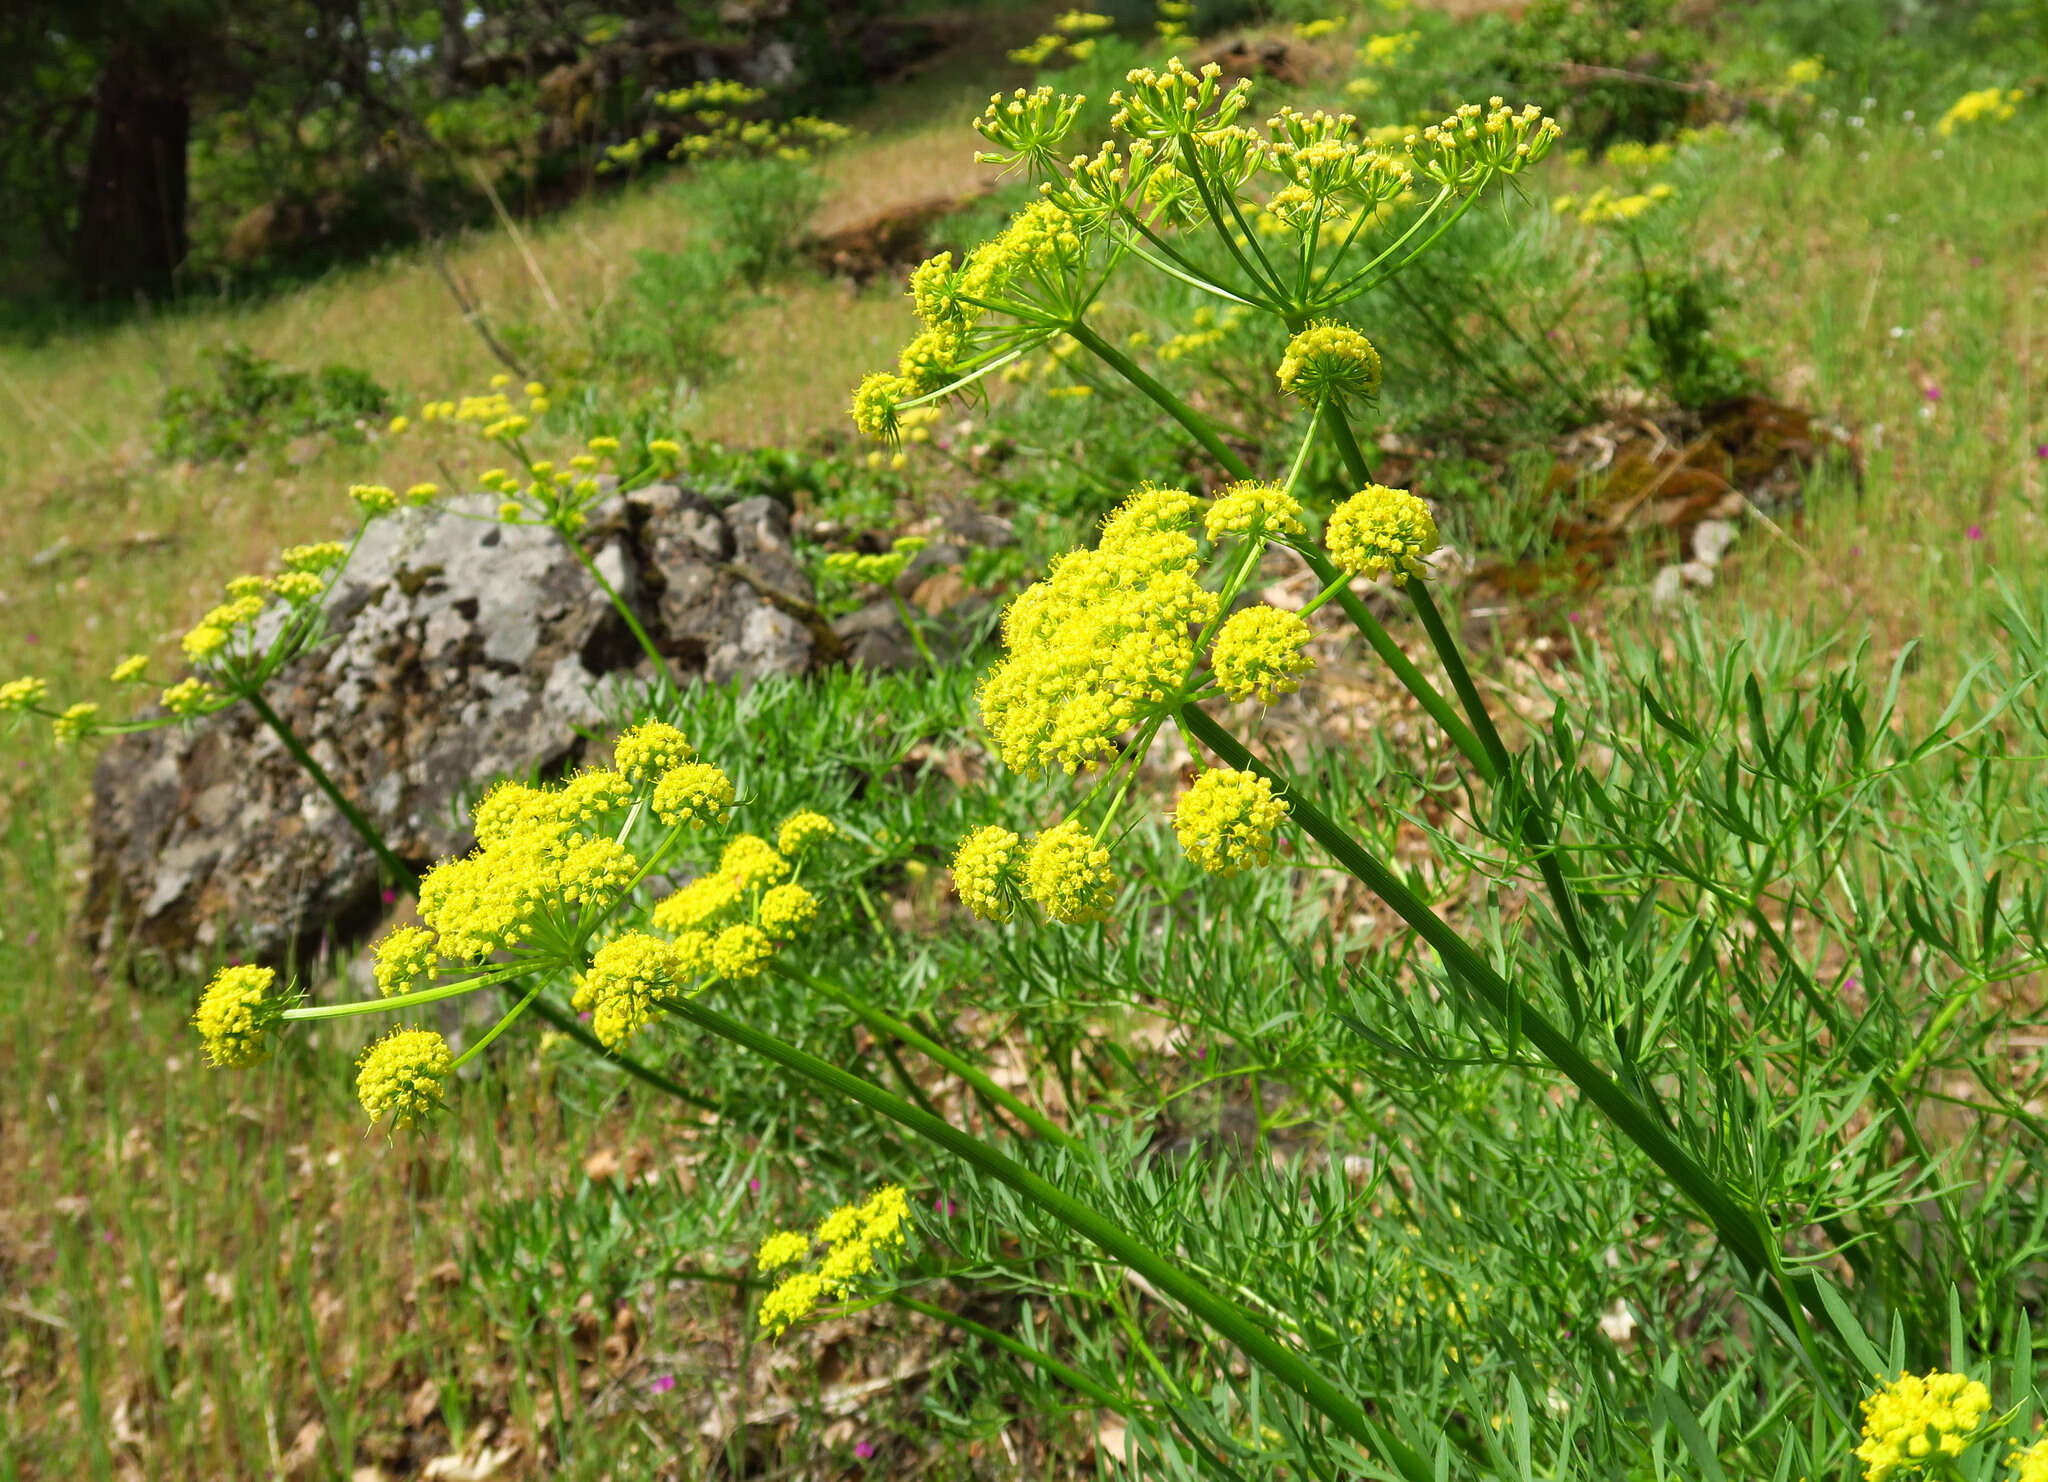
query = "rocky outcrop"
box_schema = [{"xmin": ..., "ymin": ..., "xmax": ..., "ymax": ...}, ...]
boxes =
[{"xmin": 85, "ymin": 486, "xmax": 816, "ymax": 975}]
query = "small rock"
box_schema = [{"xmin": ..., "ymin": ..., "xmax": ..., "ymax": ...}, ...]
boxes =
[{"xmin": 87, "ymin": 492, "xmax": 819, "ymax": 973}]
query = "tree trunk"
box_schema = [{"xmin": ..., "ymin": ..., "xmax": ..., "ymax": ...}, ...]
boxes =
[{"xmin": 73, "ymin": 37, "xmax": 191, "ymax": 302}]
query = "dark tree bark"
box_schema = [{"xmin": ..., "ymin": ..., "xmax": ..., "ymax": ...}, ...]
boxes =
[{"xmin": 72, "ymin": 36, "xmax": 192, "ymax": 302}]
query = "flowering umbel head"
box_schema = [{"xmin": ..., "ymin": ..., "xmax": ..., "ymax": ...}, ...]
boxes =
[
  {"xmin": 759, "ymin": 1185, "xmax": 914, "ymax": 1336},
  {"xmin": 1854, "ymin": 1371, "xmax": 1993, "ymax": 1482},
  {"xmin": 193, "ymin": 964, "xmax": 284, "ymax": 1068},
  {"xmin": 979, "ymin": 485, "xmax": 1217, "ymax": 774},
  {"xmin": 356, "ymin": 1028, "xmax": 454, "ymax": 1130},
  {"xmin": 1327, "ymin": 485, "xmax": 1438, "ymax": 585},
  {"xmin": 951, "ymin": 825, "xmax": 1023, "ymax": 921},
  {"xmin": 1276, "ymin": 323, "xmax": 1381, "ymax": 404},
  {"xmin": 1211, "ymin": 605, "xmax": 1314, "ymax": 703},
  {"xmin": 1024, "ymin": 820, "xmax": 1116, "ymax": 925},
  {"xmin": 1173, "ymin": 769, "xmax": 1289, "ymax": 876}
]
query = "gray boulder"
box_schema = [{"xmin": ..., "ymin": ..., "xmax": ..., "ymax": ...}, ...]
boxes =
[{"xmin": 85, "ymin": 486, "xmax": 817, "ymax": 975}]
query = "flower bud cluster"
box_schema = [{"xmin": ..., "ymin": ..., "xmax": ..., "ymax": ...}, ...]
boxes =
[{"xmin": 1408, "ymin": 99, "xmax": 1561, "ymax": 192}]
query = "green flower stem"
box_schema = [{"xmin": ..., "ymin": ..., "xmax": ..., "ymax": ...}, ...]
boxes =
[
  {"xmin": 1062, "ymin": 319, "xmax": 1485, "ymax": 773},
  {"xmin": 450, "ymin": 980, "xmax": 545, "ymax": 1072},
  {"xmin": 1293, "ymin": 543, "xmax": 1492, "ymax": 774},
  {"xmin": 525, "ymin": 993, "xmax": 721, "ymax": 1113},
  {"xmin": 657, "ymin": 990, "xmax": 1434, "ymax": 1482},
  {"xmin": 284, "ymin": 964, "xmax": 531, "ymax": 1021},
  {"xmin": 1405, "ymin": 578, "xmax": 1595, "ymax": 965},
  {"xmin": 1174, "ymin": 702, "xmax": 1818, "ymax": 1331},
  {"xmin": 245, "ymin": 689, "xmax": 413, "ymax": 892},
  {"xmin": 1320, "ymin": 406, "xmax": 1596, "ymax": 965},
  {"xmin": 560, "ymin": 526, "xmax": 675, "ymax": 694},
  {"xmin": 773, "ymin": 963, "xmax": 1084, "ymax": 1156},
  {"xmin": 1064, "ymin": 320, "xmax": 1251, "ymax": 480},
  {"xmin": 887, "ymin": 589, "xmax": 941, "ymax": 674}
]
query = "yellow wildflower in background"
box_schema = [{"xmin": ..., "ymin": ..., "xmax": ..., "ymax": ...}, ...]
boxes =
[
  {"xmin": 0, "ymin": 676, "xmax": 47, "ymax": 711},
  {"xmin": 1938, "ymin": 87, "xmax": 2022, "ymax": 136},
  {"xmin": 109, "ymin": 655, "xmax": 149, "ymax": 683},
  {"xmin": 161, "ymin": 678, "xmax": 216, "ymax": 716}
]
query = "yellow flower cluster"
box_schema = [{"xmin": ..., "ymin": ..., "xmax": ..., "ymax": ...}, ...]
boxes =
[
  {"xmin": 51, "ymin": 702, "xmax": 99, "ymax": 745},
  {"xmin": 1276, "ymin": 323, "xmax": 1382, "ymax": 403},
  {"xmin": 653, "ymin": 762, "xmax": 736, "ymax": 829},
  {"xmin": 577, "ymin": 930, "xmax": 698, "ymax": 1047},
  {"xmin": 980, "ymin": 485, "xmax": 1218, "ymax": 773},
  {"xmin": 1023, "ymin": 819, "xmax": 1117, "ymax": 924},
  {"xmin": 951, "ymin": 825, "xmax": 1022, "ymax": 921},
  {"xmin": 355, "ymin": 1027, "xmax": 454, "ymax": 1130},
  {"xmin": 2012, "ymin": 1439, "xmax": 2048, "ymax": 1482},
  {"xmin": 1205, "ymin": 481, "xmax": 1305, "ymax": 542},
  {"xmin": 613, "ymin": 718, "xmax": 693, "ymax": 784},
  {"xmin": 1407, "ymin": 98, "xmax": 1562, "ymax": 192},
  {"xmin": 1855, "ymin": 1371, "xmax": 1993, "ymax": 1481},
  {"xmin": 161, "ymin": 678, "xmax": 216, "ymax": 716},
  {"xmin": 645, "ymin": 827, "xmax": 820, "ymax": 974},
  {"xmin": 777, "ymin": 810, "xmax": 837, "ymax": 856},
  {"xmin": 822, "ymin": 535, "xmax": 929, "ymax": 589},
  {"xmin": 419, "ymin": 772, "xmax": 642, "ymax": 961},
  {"xmin": 1173, "ymin": 768, "xmax": 1289, "ymax": 876},
  {"xmin": 372, "ymin": 925, "xmax": 439, "ymax": 996},
  {"xmin": 1111, "ymin": 59, "xmax": 1253, "ymax": 140},
  {"xmin": 1938, "ymin": 87, "xmax": 2023, "ymax": 136},
  {"xmin": 0, "ymin": 676, "xmax": 48, "ymax": 711},
  {"xmin": 1326, "ymin": 484, "xmax": 1439, "ymax": 585},
  {"xmin": 757, "ymin": 1185, "xmax": 913, "ymax": 1336},
  {"xmin": 109, "ymin": 655, "xmax": 149, "ymax": 684},
  {"xmin": 1211, "ymin": 605, "xmax": 1314, "ymax": 702},
  {"xmin": 193, "ymin": 964, "xmax": 280, "ymax": 1068}
]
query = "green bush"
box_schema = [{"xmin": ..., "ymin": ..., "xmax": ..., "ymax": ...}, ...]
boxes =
[
  {"xmin": 696, "ymin": 156, "xmax": 825, "ymax": 289},
  {"xmin": 151, "ymin": 341, "xmax": 391, "ymax": 462}
]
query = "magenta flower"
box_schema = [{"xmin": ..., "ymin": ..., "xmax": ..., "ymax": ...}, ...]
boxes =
[
  {"xmin": 1966, "ymin": 525, "xmax": 1984, "ymax": 541},
  {"xmin": 649, "ymin": 1374, "xmax": 676, "ymax": 1394},
  {"xmin": 1923, "ymin": 384, "xmax": 1941, "ymax": 402},
  {"xmin": 855, "ymin": 1440, "xmax": 876, "ymax": 1460}
]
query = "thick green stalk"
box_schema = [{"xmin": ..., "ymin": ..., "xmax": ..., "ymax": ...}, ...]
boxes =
[
  {"xmin": 1322, "ymin": 408, "xmax": 1596, "ymax": 964},
  {"xmin": 561, "ymin": 528, "xmax": 675, "ymax": 694},
  {"xmin": 774, "ymin": 963, "xmax": 1083, "ymax": 1154},
  {"xmin": 658, "ymin": 991, "xmax": 1434, "ymax": 1482},
  {"xmin": 247, "ymin": 690, "xmax": 413, "ymax": 891},
  {"xmin": 1175, "ymin": 703, "xmax": 1817, "ymax": 1328},
  {"xmin": 1294, "ymin": 543, "xmax": 1491, "ymax": 773},
  {"xmin": 1063, "ymin": 320, "xmax": 1481, "ymax": 768}
]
